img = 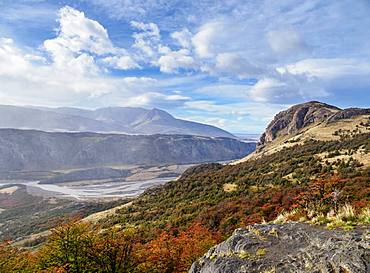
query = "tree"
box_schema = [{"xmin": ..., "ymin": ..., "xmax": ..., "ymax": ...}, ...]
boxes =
[
  {"xmin": 38, "ymin": 220, "xmax": 96, "ymax": 273},
  {"xmin": 0, "ymin": 241, "xmax": 36, "ymax": 272},
  {"xmin": 37, "ymin": 219, "xmax": 138, "ymax": 273},
  {"xmin": 93, "ymin": 228, "xmax": 137, "ymax": 273},
  {"xmin": 135, "ymin": 223, "xmax": 219, "ymax": 273}
]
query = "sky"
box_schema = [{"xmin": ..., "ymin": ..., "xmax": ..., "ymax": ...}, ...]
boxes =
[{"xmin": 0, "ymin": 0, "xmax": 370, "ymax": 133}]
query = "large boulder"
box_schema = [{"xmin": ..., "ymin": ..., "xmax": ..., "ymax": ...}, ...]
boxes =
[{"xmin": 190, "ymin": 223, "xmax": 369, "ymax": 273}]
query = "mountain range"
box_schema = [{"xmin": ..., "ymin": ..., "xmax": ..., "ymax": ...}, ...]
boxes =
[
  {"xmin": 0, "ymin": 129, "xmax": 255, "ymax": 174},
  {"xmin": 0, "ymin": 105, "xmax": 234, "ymax": 138}
]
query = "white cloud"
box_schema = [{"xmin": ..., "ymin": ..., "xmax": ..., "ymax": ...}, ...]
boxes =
[
  {"xmin": 44, "ymin": 6, "xmax": 114, "ymax": 56},
  {"xmin": 44, "ymin": 6, "xmax": 139, "ymax": 73},
  {"xmin": 0, "ymin": 38, "xmax": 29, "ymax": 76},
  {"xmin": 0, "ymin": 35, "xmax": 193, "ymax": 109},
  {"xmin": 266, "ymin": 28, "xmax": 307, "ymax": 55},
  {"xmin": 171, "ymin": 28, "xmax": 192, "ymax": 49},
  {"xmin": 130, "ymin": 21, "xmax": 199, "ymax": 73},
  {"xmin": 102, "ymin": 55, "xmax": 140, "ymax": 70},
  {"xmin": 0, "ymin": 36, "xmax": 158, "ymax": 107},
  {"xmin": 214, "ymin": 53, "xmax": 266, "ymax": 79},
  {"xmin": 191, "ymin": 21, "xmax": 221, "ymax": 58},
  {"xmin": 131, "ymin": 21, "xmax": 160, "ymax": 37},
  {"xmin": 248, "ymin": 75, "xmax": 327, "ymax": 104},
  {"xmin": 249, "ymin": 78, "xmax": 295, "ymax": 103},
  {"xmin": 158, "ymin": 49, "xmax": 196, "ymax": 73},
  {"xmin": 280, "ymin": 58, "xmax": 370, "ymax": 79},
  {"xmin": 131, "ymin": 21, "xmax": 161, "ymax": 60}
]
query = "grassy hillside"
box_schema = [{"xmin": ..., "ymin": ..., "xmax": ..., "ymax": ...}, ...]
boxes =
[
  {"xmin": 234, "ymin": 114, "xmax": 370, "ymax": 164},
  {"xmin": 102, "ymin": 131, "xmax": 369, "ymax": 234}
]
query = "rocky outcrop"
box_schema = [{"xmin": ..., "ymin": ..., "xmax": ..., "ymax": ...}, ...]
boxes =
[
  {"xmin": 327, "ymin": 108, "xmax": 370, "ymax": 123},
  {"xmin": 190, "ymin": 223, "xmax": 369, "ymax": 273},
  {"xmin": 258, "ymin": 101, "xmax": 370, "ymax": 148},
  {"xmin": 258, "ymin": 101, "xmax": 339, "ymax": 147}
]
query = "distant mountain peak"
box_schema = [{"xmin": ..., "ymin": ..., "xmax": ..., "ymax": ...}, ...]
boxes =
[
  {"xmin": 147, "ymin": 108, "xmax": 174, "ymax": 120},
  {"xmin": 0, "ymin": 105, "xmax": 235, "ymax": 138}
]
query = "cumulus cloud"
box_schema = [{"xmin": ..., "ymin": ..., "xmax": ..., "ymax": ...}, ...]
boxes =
[
  {"xmin": 102, "ymin": 55, "xmax": 140, "ymax": 70},
  {"xmin": 158, "ymin": 49, "xmax": 196, "ymax": 73},
  {"xmin": 44, "ymin": 6, "xmax": 138, "ymax": 73},
  {"xmin": 131, "ymin": 21, "xmax": 161, "ymax": 60},
  {"xmin": 171, "ymin": 28, "xmax": 192, "ymax": 49},
  {"xmin": 130, "ymin": 21, "xmax": 198, "ymax": 73},
  {"xmin": 0, "ymin": 37, "xmax": 114, "ymax": 101},
  {"xmin": 0, "ymin": 38, "xmax": 30, "ymax": 76},
  {"xmin": 0, "ymin": 36, "xmax": 188, "ymax": 108},
  {"xmin": 45, "ymin": 6, "xmax": 114, "ymax": 56}
]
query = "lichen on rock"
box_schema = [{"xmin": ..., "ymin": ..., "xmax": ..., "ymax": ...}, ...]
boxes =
[{"xmin": 189, "ymin": 222, "xmax": 369, "ymax": 273}]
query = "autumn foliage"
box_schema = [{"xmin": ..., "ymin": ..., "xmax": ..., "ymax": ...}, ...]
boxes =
[
  {"xmin": 0, "ymin": 220, "xmax": 219, "ymax": 273},
  {"xmin": 135, "ymin": 223, "xmax": 219, "ymax": 273}
]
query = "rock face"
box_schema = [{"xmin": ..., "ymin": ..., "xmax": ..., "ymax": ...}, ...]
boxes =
[
  {"xmin": 258, "ymin": 101, "xmax": 340, "ymax": 147},
  {"xmin": 190, "ymin": 223, "xmax": 369, "ymax": 273},
  {"xmin": 258, "ymin": 101, "xmax": 370, "ymax": 148},
  {"xmin": 0, "ymin": 129, "xmax": 255, "ymax": 173},
  {"xmin": 327, "ymin": 108, "xmax": 370, "ymax": 123}
]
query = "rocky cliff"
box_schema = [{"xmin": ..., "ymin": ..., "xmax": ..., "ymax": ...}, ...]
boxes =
[
  {"xmin": 258, "ymin": 101, "xmax": 370, "ymax": 148},
  {"xmin": 190, "ymin": 223, "xmax": 369, "ymax": 273}
]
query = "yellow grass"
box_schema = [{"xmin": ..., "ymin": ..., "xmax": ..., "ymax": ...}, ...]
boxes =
[
  {"xmin": 0, "ymin": 186, "xmax": 19, "ymax": 194},
  {"xmin": 82, "ymin": 202, "xmax": 133, "ymax": 223},
  {"xmin": 223, "ymin": 183, "xmax": 238, "ymax": 192},
  {"xmin": 231, "ymin": 114, "xmax": 369, "ymax": 165}
]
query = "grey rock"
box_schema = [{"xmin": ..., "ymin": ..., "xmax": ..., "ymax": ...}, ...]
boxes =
[
  {"xmin": 327, "ymin": 108, "xmax": 370, "ymax": 123},
  {"xmin": 190, "ymin": 223, "xmax": 369, "ymax": 273}
]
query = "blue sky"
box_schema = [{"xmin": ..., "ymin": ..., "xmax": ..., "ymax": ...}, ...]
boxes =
[{"xmin": 0, "ymin": 0, "xmax": 370, "ymax": 133}]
